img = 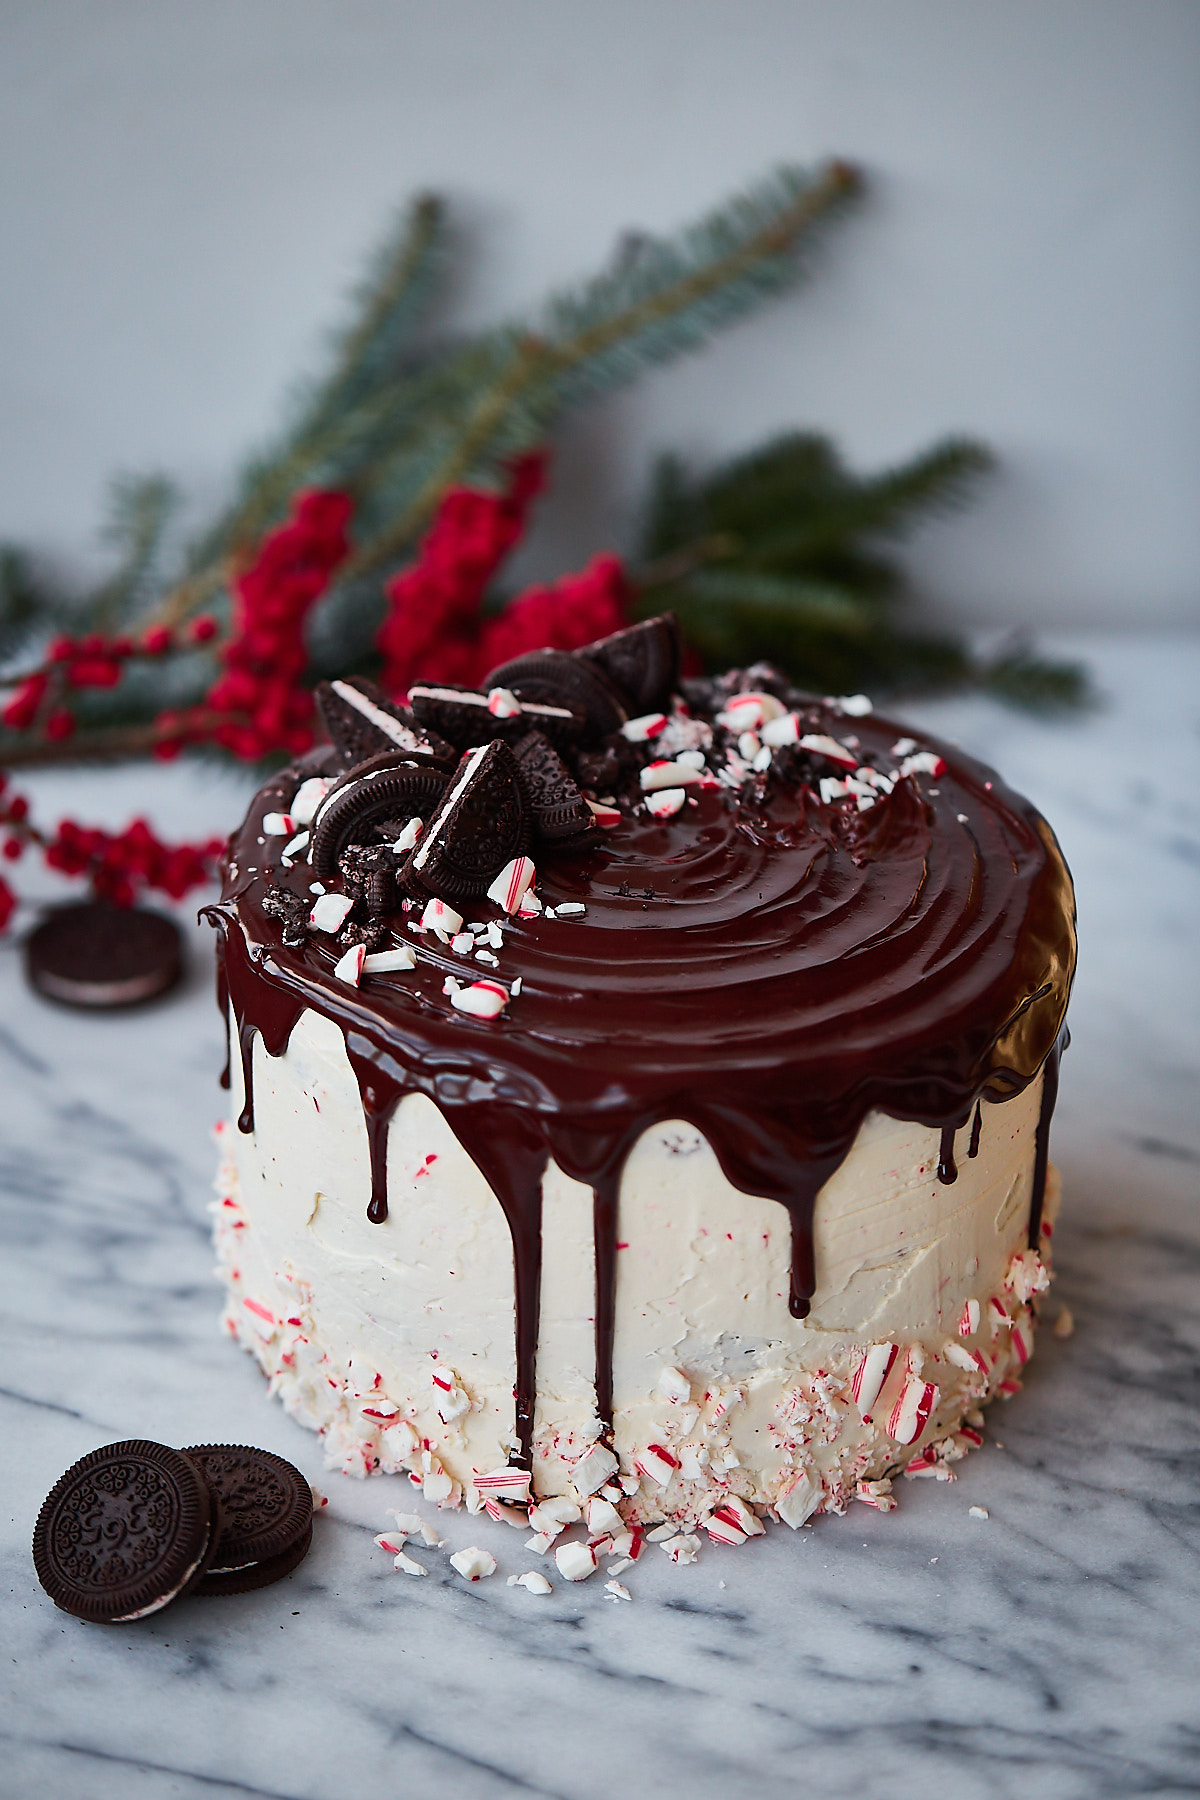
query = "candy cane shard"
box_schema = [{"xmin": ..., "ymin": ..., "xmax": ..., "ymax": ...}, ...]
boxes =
[
  {"xmin": 899, "ymin": 750, "xmax": 947, "ymax": 779},
  {"xmin": 645, "ymin": 788, "xmax": 686, "ymax": 819},
  {"xmin": 263, "ymin": 812, "xmax": 295, "ymax": 836},
  {"xmin": 640, "ymin": 759, "xmax": 704, "ymax": 791},
  {"xmin": 634, "ymin": 1443, "xmax": 680, "ymax": 1488},
  {"xmin": 554, "ymin": 1541, "xmax": 598, "ymax": 1582},
  {"xmin": 421, "ymin": 896, "xmax": 464, "ymax": 937},
  {"xmin": 715, "ymin": 691, "xmax": 787, "ymax": 731},
  {"xmin": 798, "ymin": 733, "xmax": 859, "ymax": 769},
  {"xmin": 761, "ymin": 711, "xmax": 802, "ymax": 747},
  {"xmin": 473, "ymin": 1466, "xmax": 532, "ymax": 1503},
  {"xmin": 621, "ymin": 711, "xmax": 668, "ymax": 742},
  {"xmin": 360, "ymin": 944, "xmax": 418, "ymax": 976},
  {"xmin": 486, "ymin": 686, "xmax": 522, "ymax": 718},
  {"xmin": 508, "ymin": 1570, "xmax": 553, "ymax": 1595},
  {"xmin": 449, "ymin": 1547, "xmax": 496, "ymax": 1581},
  {"xmin": 887, "ymin": 1376, "xmax": 939, "ymax": 1446},
  {"xmin": 487, "ymin": 855, "xmax": 536, "ymax": 914},
  {"xmin": 855, "ymin": 1478, "xmax": 898, "ymax": 1510},
  {"xmin": 586, "ymin": 800, "xmax": 621, "ymax": 828},
  {"xmin": 448, "ymin": 979, "xmax": 509, "ymax": 1020},
  {"xmin": 309, "ymin": 892, "xmax": 355, "ymax": 933},
  {"xmin": 958, "ymin": 1298, "xmax": 981, "ymax": 1336},
  {"xmin": 333, "ymin": 942, "xmax": 366, "ymax": 987},
  {"xmin": 571, "ymin": 1443, "xmax": 619, "ymax": 1497},
  {"xmin": 851, "ymin": 1342, "xmax": 900, "ymax": 1419},
  {"xmin": 290, "ymin": 776, "xmax": 336, "ymax": 826}
]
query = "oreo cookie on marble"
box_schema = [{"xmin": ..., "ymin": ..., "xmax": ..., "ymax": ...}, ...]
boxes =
[
  {"xmin": 26, "ymin": 903, "xmax": 183, "ymax": 1010},
  {"xmin": 482, "ymin": 650, "xmax": 626, "ymax": 742},
  {"xmin": 183, "ymin": 1445, "xmax": 314, "ymax": 1597},
  {"xmin": 575, "ymin": 613, "xmax": 681, "ymax": 715},
  {"xmin": 315, "ymin": 677, "xmax": 456, "ymax": 771},
  {"xmin": 308, "ymin": 753, "xmax": 451, "ymax": 880},
  {"xmin": 32, "ymin": 1440, "xmax": 220, "ymax": 1623},
  {"xmin": 403, "ymin": 738, "xmax": 531, "ymax": 900},
  {"xmin": 513, "ymin": 730, "xmax": 596, "ymax": 845}
]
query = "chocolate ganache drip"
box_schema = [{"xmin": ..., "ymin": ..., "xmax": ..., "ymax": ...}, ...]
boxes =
[{"xmin": 205, "ymin": 622, "xmax": 1076, "ymax": 1468}]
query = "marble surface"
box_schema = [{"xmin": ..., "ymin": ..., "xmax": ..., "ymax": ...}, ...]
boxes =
[{"xmin": 3, "ymin": 633, "xmax": 1198, "ymax": 1800}]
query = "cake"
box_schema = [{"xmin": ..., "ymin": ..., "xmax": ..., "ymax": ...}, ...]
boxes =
[{"xmin": 204, "ymin": 614, "xmax": 1076, "ymax": 1542}]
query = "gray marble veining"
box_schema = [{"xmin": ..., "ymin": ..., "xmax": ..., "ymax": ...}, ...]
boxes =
[{"xmin": 3, "ymin": 634, "xmax": 1198, "ymax": 1800}]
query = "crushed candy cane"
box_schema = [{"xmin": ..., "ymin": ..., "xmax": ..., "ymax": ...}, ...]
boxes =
[
  {"xmin": 309, "ymin": 892, "xmax": 355, "ymax": 934},
  {"xmin": 554, "ymin": 1541, "xmax": 597, "ymax": 1582},
  {"xmin": 263, "ymin": 812, "xmax": 295, "ymax": 836},
  {"xmin": 645, "ymin": 788, "xmax": 686, "ymax": 819},
  {"xmin": 333, "ymin": 942, "xmax": 366, "ymax": 987},
  {"xmin": 391, "ymin": 817, "xmax": 423, "ymax": 853},
  {"xmin": 422, "ymin": 897, "xmax": 464, "ymax": 937},
  {"xmin": 508, "ymin": 1570, "xmax": 553, "ymax": 1595},
  {"xmin": 621, "ymin": 711, "xmax": 668, "ymax": 742},
  {"xmin": 488, "ymin": 855, "xmax": 537, "ymax": 914},
  {"xmin": 640, "ymin": 759, "xmax": 703, "ymax": 792},
  {"xmin": 487, "ymin": 686, "xmax": 522, "ymax": 718},
  {"xmin": 449, "ymin": 1547, "xmax": 497, "ymax": 1581},
  {"xmin": 362, "ymin": 946, "xmax": 417, "ymax": 974},
  {"xmin": 448, "ymin": 979, "xmax": 509, "ymax": 1020}
]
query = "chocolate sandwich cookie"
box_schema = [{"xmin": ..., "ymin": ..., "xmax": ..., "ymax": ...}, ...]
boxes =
[
  {"xmin": 576, "ymin": 612, "xmax": 681, "ymax": 715},
  {"xmin": 308, "ymin": 754, "xmax": 450, "ymax": 879},
  {"xmin": 513, "ymin": 730, "xmax": 596, "ymax": 844},
  {"xmin": 26, "ymin": 903, "xmax": 183, "ymax": 1009},
  {"xmin": 182, "ymin": 1445, "xmax": 314, "ymax": 1596},
  {"xmin": 315, "ymin": 677, "xmax": 456, "ymax": 771},
  {"xmin": 481, "ymin": 650, "xmax": 627, "ymax": 742},
  {"xmin": 33, "ymin": 1440, "xmax": 219, "ymax": 1623},
  {"xmin": 403, "ymin": 737, "xmax": 531, "ymax": 900}
]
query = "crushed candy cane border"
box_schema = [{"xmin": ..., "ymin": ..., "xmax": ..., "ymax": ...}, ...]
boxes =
[{"xmin": 212, "ymin": 1120, "xmax": 1061, "ymax": 1592}]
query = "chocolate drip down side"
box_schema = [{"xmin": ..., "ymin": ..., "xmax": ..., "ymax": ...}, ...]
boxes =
[{"xmin": 207, "ymin": 693, "xmax": 1076, "ymax": 1464}]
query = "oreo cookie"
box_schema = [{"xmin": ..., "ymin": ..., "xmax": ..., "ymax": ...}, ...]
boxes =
[
  {"xmin": 261, "ymin": 884, "xmax": 310, "ymax": 948},
  {"xmin": 182, "ymin": 1445, "xmax": 314, "ymax": 1596},
  {"xmin": 26, "ymin": 903, "xmax": 183, "ymax": 1009},
  {"xmin": 576, "ymin": 612, "xmax": 681, "ymax": 714},
  {"xmin": 513, "ymin": 731, "xmax": 596, "ymax": 845},
  {"xmin": 32, "ymin": 1440, "xmax": 219, "ymax": 1623},
  {"xmin": 315, "ymin": 678, "xmax": 456, "ymax": 771},
  {"xmin": 338, "ymin": 843, "xmax": 400, "ymax": 917},
  {"xmin": 308, "ymin": 754, "xmax": 451, "ymax": 880},
  {"xmin": 403, "ymin": 738, "xmax": 531, "ymax": 900},
  {"xmin": 481, "ymin": 651, "xmax": 627, "ymax": 742}
]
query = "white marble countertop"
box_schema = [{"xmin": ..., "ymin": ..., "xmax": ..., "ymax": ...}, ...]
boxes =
[{"xmin": 3, "ymin": 634, "xmax": 1198, "ymax": 1800}]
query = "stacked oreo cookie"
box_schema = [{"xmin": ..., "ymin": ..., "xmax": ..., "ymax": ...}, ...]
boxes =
[
  {"xmin": 291, "ymin": 615, "xmax": 681, "ymax": 936},
  {"xmin": 33, "ymin": 1439, "xmax": 316, "ymax": 1623}
]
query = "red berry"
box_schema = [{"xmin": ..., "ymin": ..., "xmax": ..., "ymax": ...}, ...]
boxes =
[
  {"xmin": 142, "ymin": 626, "xmax": 173, "ymax": 656},
  {"xmin": 44, "ymin": 709, "xmax": 76, "ymax": 741}
]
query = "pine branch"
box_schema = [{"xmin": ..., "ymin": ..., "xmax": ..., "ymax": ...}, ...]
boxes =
[
  {"xmin": 342, "ymin": 161, "xmax": 862, "ymax": 583},
  {"xmin": 91, "ymin": 474, "xmax": 180, "ymax": 628}
]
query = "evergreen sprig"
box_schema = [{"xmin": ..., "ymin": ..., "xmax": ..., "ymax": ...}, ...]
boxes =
[
  {"xmin": 0, "ymin": 161, "xmax": 1087, "ymax": 770},
  {"xmin": 633, "ymin": 432, "xmax": 1087, "ymax": 708}
]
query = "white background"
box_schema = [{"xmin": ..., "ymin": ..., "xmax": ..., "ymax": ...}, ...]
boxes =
[{"xmin": 1, "ymin": 0, "xmax": 1197, "ymax": 629}]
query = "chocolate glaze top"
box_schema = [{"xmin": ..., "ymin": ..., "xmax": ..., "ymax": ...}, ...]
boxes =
[{"xmin": 208, "ymin": 676, "xmax": 1076, "ymax": 1463}]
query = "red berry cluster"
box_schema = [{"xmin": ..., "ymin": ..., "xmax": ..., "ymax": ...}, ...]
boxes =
[
  {"xmin": 376, "ymin": 453, "xmax": 628, "ymax": 696},
  {"xmin": 173, "ymin": 489, "xmax": 353, "ymax": 761},
  {"xmin": 376, "ymin": 454, "xmax": 547, "ymax": 695},
  {"xmin": 0, "ymin": 771, "xmax": 222, "ymax": 930},
  {"xmin": 1, "ymin": 619, "xmax": 220, "ymax": 741},
  {"xmin": 44, "ymin": 817, "xmax": 224, "ymax": 909}
]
